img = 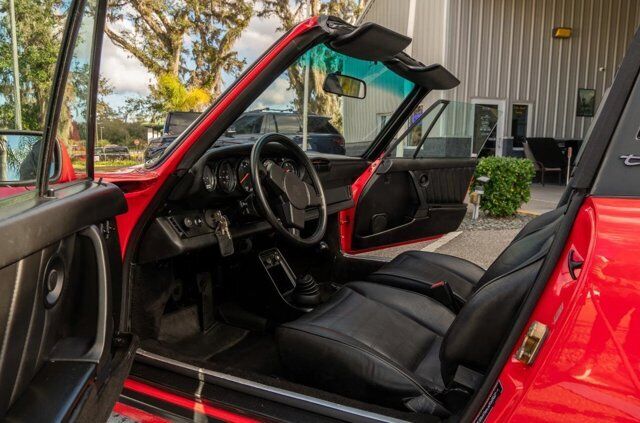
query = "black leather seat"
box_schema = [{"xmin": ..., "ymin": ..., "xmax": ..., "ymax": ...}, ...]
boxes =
[
  {"xmin": 368, "ymin": 206, "xmax": 566, "ymax": 306},
  {"xmin": 277, "ymin": 208, "xmax": 564, "ymax": 415}
]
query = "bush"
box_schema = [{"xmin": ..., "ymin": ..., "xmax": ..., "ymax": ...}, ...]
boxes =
[{"xmin": 473, "ymin": 157, "xmax": 535, "ymax": 217}]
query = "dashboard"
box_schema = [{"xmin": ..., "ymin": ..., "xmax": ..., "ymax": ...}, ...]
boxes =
[{"xmin": 137, "ymin": 143, "xmax": 369, "ymax": 264}]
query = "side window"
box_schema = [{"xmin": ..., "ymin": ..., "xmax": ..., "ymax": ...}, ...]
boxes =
[
  {"xmin": 275, "ymin": 115, "xmax": 301, "ymax": 133},
  {"xmin": 54, "ymin": 0, "xmax": 99, "ymax": 182},
  {"xmin": 262, "ymin": 114, "xmax": 276, "ymax": 133},
  {"xmin": 0, "ymin": 2, "xmax": 71, "ymax": 200},
  {"xmin": 391, "ymin": 101, "xmax": 498, "ymax": 159},
  {"xmin": 234, "ymin": 115, "xmax": 262, "ymax": 134}
]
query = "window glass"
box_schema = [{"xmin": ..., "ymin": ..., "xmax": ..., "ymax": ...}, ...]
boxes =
[
  {"xmin": 391, "ymin": 101, "xmax": 500, "ymax": 159},
  {"xmin": 215, "ymin": 43, "xmax": 415, "ymax": 157},
  {"xmin": 0, "ymin": 0, "xmax": 70, "ymax": 199},
  {"xmin": 233, "ymin": 115, "xmax": 263, "ymax": 134},
  {"xmin": 275, "ymin": 115, "xmax": 301, "ymax": 133},
  {"xmin": 56, "ymin": 0, "xmax": 98, "ymax": 180}
]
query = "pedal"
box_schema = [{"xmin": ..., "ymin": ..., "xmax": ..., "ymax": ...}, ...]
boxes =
[{"xmin": 197, "ymin": 273, "xmax": 215, "ymax": 331}]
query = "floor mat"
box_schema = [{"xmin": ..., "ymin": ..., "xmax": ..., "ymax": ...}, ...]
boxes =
[
  {"xmin": 157, "ymin": 306, "xmax": 249, "ymax": 361},
  {"xmin": 209, "ymin": 331, "xmax": 284, "ymax": 378}
]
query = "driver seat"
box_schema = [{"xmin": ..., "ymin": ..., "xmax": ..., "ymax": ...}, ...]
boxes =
[{"xmin": 276, "ymin": 212, "xmax": 561, "ymax": 415}]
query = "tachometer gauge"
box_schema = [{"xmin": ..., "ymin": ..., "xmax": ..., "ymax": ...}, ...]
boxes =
[
  {"xmin": 281, "ymin": 159, "xmax": 298, "ymax": 176},
  {"xmin": 217, "ymin": 160, "xmax": 237, "ymax": 193},
  {"xmin": 237, "ymin": 158, "xmax": 253, "ymax": 192},
  {"xmin": 202, "ymin": 164, "xmax": 217, "ymax": 192}
]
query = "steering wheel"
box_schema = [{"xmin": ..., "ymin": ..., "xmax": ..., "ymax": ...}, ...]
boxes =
[{"xmin": 250, "ymin": 133, "xmax": 327, "ymax": 246}]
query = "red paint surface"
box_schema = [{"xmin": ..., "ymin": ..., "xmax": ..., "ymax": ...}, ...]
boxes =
[
  {"xmin": 98, "ymin": 18, "xmax": 319, "ymax": 256},
  {"xmin": 112, "ymin": 402, "xmax": 170, "ymax": 423},
  {"xmin": 485, "ymin": 196, "xmax": 640, "ymax": 422},
  {"xmin": 339, "ymin": 157, "xmax": 381, "ymax": 253},
  {"xmin": 123, "ymin": 378, "xmax": 261, "ymax": 423}
]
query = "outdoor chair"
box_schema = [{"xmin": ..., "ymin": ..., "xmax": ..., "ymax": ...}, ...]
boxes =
[{"xmin": 523, "ymin": 138, "xmax": 566, "ymax": 185}]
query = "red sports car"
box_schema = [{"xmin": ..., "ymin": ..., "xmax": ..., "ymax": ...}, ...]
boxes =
[{"xmin": 1, "ymin": 1, "xmax": 639, "ymax": 422}]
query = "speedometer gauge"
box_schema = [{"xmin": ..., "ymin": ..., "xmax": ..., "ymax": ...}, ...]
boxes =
[
  {"xmin": 217, "ymin": 160, "xmax": 237, "ymax": 193},
  {"xmin": 202, "ymin": 165, "xmax": 217, "ymax": 192},
  {"xmin": 237, "ymin": 158, "xmax": 253, "ymax": 192}
]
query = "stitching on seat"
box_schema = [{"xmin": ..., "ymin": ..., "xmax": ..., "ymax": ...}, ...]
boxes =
[{"xmin": 280, "ymin": 324, "xmax": 447, "ymax": 406}]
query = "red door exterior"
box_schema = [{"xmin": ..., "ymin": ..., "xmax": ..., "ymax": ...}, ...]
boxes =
[{"xmin": 485, "ymin": 196, "xmax": 640, "ymax": 422}]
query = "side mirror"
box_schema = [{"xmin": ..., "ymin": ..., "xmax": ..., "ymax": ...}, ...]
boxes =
[
  {"xmin": 0, "ymin": 131, "xmax": 57, "ymax": 184},
  {"xmin": 322, "ymin": 73, "xmax": 366, "ymax": 99}
]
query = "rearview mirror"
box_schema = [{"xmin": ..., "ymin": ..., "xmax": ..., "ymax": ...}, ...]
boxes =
[
  {"xmin": 323, "ymin": 73, "xmax": 366, "ymax": 99},
  {"xmin": 0, "ymin": 131, "xmax": 56, "ymax": 184}
]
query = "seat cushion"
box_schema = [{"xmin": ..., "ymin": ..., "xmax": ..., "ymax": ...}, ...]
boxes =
[
  {"xmin": 276, "ymin": 282, "xmax": 454, "ymax": 415},
  {"xmin": 368, "ymin": 251, "xmax": 484, "ymax": 302}
]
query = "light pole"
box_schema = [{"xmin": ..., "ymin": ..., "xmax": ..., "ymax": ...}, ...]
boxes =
[{"xmin": 8, "ymin": 0, "xmax": 22, "ymax": 130}]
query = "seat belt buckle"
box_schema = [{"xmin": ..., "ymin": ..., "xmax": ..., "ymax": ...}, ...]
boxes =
[{"xmin": 429, "ymin": 281, "xmax": 460, "ymax": 312}]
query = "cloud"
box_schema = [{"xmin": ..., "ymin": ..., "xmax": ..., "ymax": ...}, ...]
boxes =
[
  {"xmin": 235, "ymin": 14, "xmax": 284, "ymax": 65},
  {"xmin": 100, "ymin": 36, "xmax": 152, "ymax": 96},
  {"xmin": 249, "ymin": 76, "xmax": 295, "ymax": 110}
]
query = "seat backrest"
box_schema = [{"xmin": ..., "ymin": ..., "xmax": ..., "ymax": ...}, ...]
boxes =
[
  {"xmin": 439, "ymin": 216, "xmax": 560, "ymax": 384},
  {"xmin": 476, "ymin": 206, "xmax": 566, "ymax": 287}
]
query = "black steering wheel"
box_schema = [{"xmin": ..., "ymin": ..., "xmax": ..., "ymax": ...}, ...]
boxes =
[{"xmin": 250, "ymin": 133, "xmax": 327, "ymax": 246}]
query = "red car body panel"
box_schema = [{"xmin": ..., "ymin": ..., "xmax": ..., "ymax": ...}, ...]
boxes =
[
  {"xmin": 486, "ymin": 196, "xmax": 640, "ymax": 422},
  {"xmin": 98, "ymin": 18, "xmax": 319, "ymax": 256}
]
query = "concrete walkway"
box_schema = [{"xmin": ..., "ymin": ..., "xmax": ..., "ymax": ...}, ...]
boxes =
[{"xmin": 519, "ymin": 183, "xmax": 565, "ymax": 215}]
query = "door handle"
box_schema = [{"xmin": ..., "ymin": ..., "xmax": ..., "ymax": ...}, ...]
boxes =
[{"xmin": 568, "ymin": 249, "xmax": 584, "ymax": 280}]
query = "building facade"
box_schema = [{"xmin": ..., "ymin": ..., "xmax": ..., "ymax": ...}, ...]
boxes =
[{"xmin": 356, "ymin": 0, "xmax": 640, "ymax": 155}]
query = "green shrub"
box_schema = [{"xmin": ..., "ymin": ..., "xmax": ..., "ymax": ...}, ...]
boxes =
[{"xmin": 473, "ymin": 157, "xmax": 535, "ymax": 217}]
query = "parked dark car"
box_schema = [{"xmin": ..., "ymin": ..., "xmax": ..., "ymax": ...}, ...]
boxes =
[
  {"xmin": 96, "ymin": 144, "xmax": 130, "ymax": 161},
  {"xmin": 144, "ymin": 111, "xmax": 201, "ymax": 161},
  {"xmin": 217, "ymin": 110, "xmax": 346, "ymax": 155}
]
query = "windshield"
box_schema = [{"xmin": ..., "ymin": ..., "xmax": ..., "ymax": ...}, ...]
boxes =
[{"xmin": 214, "ymin": 42, "xmax": 416, "ymax": 157}]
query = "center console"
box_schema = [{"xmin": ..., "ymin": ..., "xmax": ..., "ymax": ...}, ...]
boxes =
[{"xmin": 259, "ymin": 248, "xmax": 322, "ymax": 311}]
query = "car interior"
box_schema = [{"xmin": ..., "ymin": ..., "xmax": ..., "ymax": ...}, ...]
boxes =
[{"xmin": 127, "ymin": 18, "xmax": 570, "ymax": 420}]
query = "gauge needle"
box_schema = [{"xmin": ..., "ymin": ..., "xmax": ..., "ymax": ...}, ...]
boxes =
[{"xmin": 240, "ymin": 173, "xmax": 250, "ymax": 184}]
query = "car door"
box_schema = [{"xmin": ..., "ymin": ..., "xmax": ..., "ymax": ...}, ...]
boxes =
[
  {"xmin": 344, "ymin": 100, "xmax": 489, "ymax": 253},
  {"xmin": 0, "ymin": 0, "xmax": 135, "ymax": 420}
]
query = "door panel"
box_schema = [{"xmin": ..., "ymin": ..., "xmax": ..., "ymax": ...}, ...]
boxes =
[
  {"xmin": 0, "ymin": 182, "xmax": 130, "ymax": 419},
  {"xmin": 351, "ymin": 158, "xmax": 475, "ymax": 251}
]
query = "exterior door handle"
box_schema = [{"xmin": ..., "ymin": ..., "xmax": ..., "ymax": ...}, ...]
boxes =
[{"xmin": 568, "ymin": 249, "xmax": 584, "ymax": 280}]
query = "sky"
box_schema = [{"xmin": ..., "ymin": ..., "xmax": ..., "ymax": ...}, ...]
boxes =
[{"xmin": 100, "ymin": 13, "xmax": 285, "ymax": 112}]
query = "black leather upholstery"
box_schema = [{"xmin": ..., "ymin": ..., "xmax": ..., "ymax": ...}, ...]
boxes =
[
  {"xmin": 277, "ymin": 207, "xmax": 565, "ymax": 414},
  {"xmin": 277, "ymin": 282, "xmax": 453, "ymax": 416},
  {"xmin": 368, "ymin": 206, "xmax": 566, "ymax": 305}
]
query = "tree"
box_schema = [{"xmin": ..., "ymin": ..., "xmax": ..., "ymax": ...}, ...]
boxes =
[
  {"xmin": 0, "ymin": 0, "xmax": 67, "ymax": 130},
  {"xmin": 258, "ymin": 0, "xmax": 364, "ymax": 129},
  {"xmin": 149, "ymin": 73, "xmax": 211, "ymax": 114},
  {"xmin": 105, "ymin": 0, "xmax": 254, "ymax": 98}
]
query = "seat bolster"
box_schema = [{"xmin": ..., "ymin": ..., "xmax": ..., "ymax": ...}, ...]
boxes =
[
  {"xmin": 276, "ymin": 322, "xmax": 449, "ymax": 416},
  {"xmin": 368, "ymin": 251, "xmax": 482, "ymax": 301}
]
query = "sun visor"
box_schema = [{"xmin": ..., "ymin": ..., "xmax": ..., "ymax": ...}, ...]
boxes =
[
  {"xmin": 385, "ymin": 56, "xmax": 460, "ymax": 90},
  {"xmin": 328, "ymin": 22, "xmax": 411, "ymax": 62}
]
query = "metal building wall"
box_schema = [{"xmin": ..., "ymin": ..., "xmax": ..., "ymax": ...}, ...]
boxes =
[
  {"xmin": 358, "ymin": 0, "xmax": 640, "ymax": 141},
  {"xmin": 442, "ymin": 0, "xmax": 640, "ymax": 139}
]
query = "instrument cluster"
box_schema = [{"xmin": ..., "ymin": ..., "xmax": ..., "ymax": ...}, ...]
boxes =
[{"xmin": 201, "ymin": 157, "xmax": 301, "ymax": 195}]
